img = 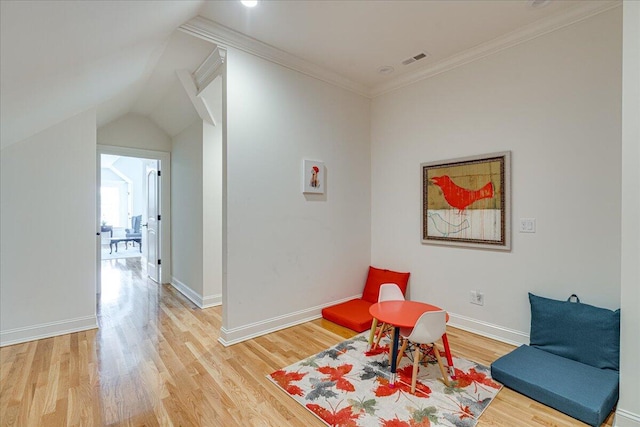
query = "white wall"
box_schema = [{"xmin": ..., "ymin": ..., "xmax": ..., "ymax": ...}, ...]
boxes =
[
  {"xmin": 169, "ymin": 73, "xmax": 224, "ymax": 309},
  {"xmin": 97, "ymin": 113, "xmax": 172, "ymax": 152},
  {"xmin": 1, "ymin": 110, "xmax": 97, "ymax": 346},
  {"xmin": 101, "ymin": 168, "xmax": 121, "ymax": 182},
  {"xmin": 202, "ymin": 76, "xmax": 224, "ymax": 308},
  {"xmin": 616, "ymin": 2, "xmax": 640, "ymax": 426},
  {"xmin": 371, "ymin": 8, "xmax": 622, "ymax": 344},
  {"xmin": 222, "ymin": 47, "xmax": 371, "ymax": 344},
  {"xmin": 171, "ymin": 120, "xmax": 205, "ymax": 303}
]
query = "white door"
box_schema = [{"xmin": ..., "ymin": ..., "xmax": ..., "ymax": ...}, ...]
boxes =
[{"xmin": 146, "ymin": 168, "xmax": 160, "ymax": 282}]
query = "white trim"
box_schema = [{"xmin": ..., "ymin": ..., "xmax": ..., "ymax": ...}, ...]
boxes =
[
  {"xmin": 194, "ymin": 46, "xmax": 226, "ymax": 94},
  {"xmin": 218, "ymin": 294, "xmax": 362, "ymax": 346},
  {"xmin": 170, "ymin": 277, "xmax": 222, "ymax": 309},
  {"xmin": 214, "ymin": 295, "xmax": 524, "ymax": 348},
  {"xmin": 202, "ymin": 294, "xmax": 222, "ymax": 309},
  {"xmin": 176, "ymin": 69, "xmax": 215, "ymax": 126},
  {"xmin": 179, "ymin": 2, "xmax": 620, "ymax": 99},
  {"xmin": 0, "ymin": 315, "xmax": 98, "ymax": 347},
  {"xmin": 614, "ymin": 409, "xmax": 640, "ymax": 427},
  {"xmin": 178, "ymin": 16, "xmax": 370, "ymax": 98},
  {"xmin": 447, "ymin": 313, "xmax": 529, "ymax": 347},
  {"xmin": 170, "ymin": 277, "xmax": 202, "ymax": 307},
  {"xmin": 98, "ymin": 145, "xmax": 169, "ymax": 161}
]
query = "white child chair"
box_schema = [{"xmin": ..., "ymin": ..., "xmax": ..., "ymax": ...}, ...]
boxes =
[
  {"xmin": 370, "ymin": 283, "xmax": 405, "ymax": 350},
  {"xmin": 398, "ymin": 310, "xmax": 450, "ymax": 394}
]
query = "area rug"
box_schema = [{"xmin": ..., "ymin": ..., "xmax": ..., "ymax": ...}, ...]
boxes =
[
  {"xmin": 101, "ymin": 244, "xmax": 142, "ymax": 260},
  {"xmin": 268, "ymin": 331, "xmax": 502, "ymax": 427}
]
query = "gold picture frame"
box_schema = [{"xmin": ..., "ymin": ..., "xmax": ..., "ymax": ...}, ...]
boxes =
[{"xmin": 421, "ymin": 151, "xmax": 511, "ymax": 250}]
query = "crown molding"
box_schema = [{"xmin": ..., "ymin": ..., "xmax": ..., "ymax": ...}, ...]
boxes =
[
  {"xmin": 371, "ymin": 0, "xmax": 622, "ymax": 97},
  {"xmin": 179, "ymin": 1, "xmax": 620, "ymax": 99},
  {"xmin": 179, "ymin": 16, "xmax": 370, "ymax": 98},
  {"xmin": 194, "ymin": 46, "xmax": 226, "ymax": 94}
]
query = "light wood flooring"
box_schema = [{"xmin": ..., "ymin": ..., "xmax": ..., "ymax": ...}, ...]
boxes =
[{"xmin": 1, "ymin": 258, "xmax": 614, "ymax": 426}]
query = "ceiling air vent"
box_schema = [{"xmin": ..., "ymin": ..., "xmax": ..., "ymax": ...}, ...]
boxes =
[{"xmin": 402, "ymin": 52, "xmax": 429, "ymax": 66}]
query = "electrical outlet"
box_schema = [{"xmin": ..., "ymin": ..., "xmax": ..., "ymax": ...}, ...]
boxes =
[
  {"xmin": 519, "ymin": 218, "xmax": 536, "ymax": 233},
  {"xmin": 470, "ymin": 290, "xmax": 484, "ymax": 306}
]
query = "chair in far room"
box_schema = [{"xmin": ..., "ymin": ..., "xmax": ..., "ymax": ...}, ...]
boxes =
[{"xmin": 126, "ymin": 215, "xmax": 142, "ymax": 247}]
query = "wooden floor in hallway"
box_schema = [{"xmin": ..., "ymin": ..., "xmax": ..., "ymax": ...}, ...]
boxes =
[{"xmin": 0, "ymin": 257, "xmax": 613, "ymax": 426}]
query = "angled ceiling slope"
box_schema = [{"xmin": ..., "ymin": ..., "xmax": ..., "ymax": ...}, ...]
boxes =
[
  {"xmin": 1, "ymin": 0, "xmax": 621, "ymax": 150},
  {"xmin": 114, "ymin": 31, "xmax": 217, "ymax": 138},
  {"xmin": 0, "ymin": 0, "xmax": 203, "ymax": 149}
]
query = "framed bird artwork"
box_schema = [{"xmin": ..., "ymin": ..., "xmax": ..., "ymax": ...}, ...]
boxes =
[{"xmin": 421, "ymin": 151, "xmax": 511, "ymax": 250}]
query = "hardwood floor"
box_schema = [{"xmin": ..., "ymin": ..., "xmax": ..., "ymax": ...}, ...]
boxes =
[{"xmin": 1, "ymin": 258, "xmax": 614, "ymax": 426}]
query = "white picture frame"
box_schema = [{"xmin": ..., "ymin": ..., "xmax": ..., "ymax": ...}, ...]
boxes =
[{"xmin": 303, "ymin": 160, "xmax": 324, "ymax": 194}]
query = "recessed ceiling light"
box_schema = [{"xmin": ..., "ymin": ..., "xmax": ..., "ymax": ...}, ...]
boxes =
[
  {"xmin": 241, "ymin": 0, "xmax": 258, "ymax": 7},
  {"xmin": 378, "ymin": 66, "xmax": 395, "ymax": 75}
]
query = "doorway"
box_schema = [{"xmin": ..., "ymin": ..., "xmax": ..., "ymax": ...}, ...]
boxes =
[{"xmin": 96, "ymin": 145, "xmax": 171, "ymax": 295}]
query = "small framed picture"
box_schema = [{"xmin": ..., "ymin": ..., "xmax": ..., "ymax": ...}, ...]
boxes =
[{"xmin": 303, "ymin": 160, "xmax": 324, "ymax": 194}]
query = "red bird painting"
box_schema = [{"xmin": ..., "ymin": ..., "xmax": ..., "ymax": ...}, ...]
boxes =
[{"xmin": 431, "ymin": 175, "xmax": 494, "ymax": 212}]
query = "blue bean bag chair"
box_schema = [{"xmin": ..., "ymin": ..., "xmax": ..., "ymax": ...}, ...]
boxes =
[{"xmin": 491, "ymin": 293, "xmax": 620, "ymax": 426}]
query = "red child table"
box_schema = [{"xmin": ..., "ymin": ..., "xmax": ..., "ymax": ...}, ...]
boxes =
[{"xmin": 369, "ymin": 300, "xmax": 455, "ymax": 386}]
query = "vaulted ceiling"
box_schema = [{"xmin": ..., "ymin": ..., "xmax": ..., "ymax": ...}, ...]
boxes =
[{"xmin": 0, "ymin": 0, "xmax": 619, "ymax": 149}]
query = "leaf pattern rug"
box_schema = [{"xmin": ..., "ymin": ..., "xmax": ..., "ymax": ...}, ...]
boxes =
[{"xmin": 268, "ymin": 331, "xmax": 502, "ymax": 427}]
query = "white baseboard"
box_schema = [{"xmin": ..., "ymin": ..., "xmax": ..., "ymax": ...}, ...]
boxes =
[
  {"xmin": 615, "ymin": 409, "xmax": 640, "ymax": 427},
  {"xmin": 0, "ymin": 315, "xmax": 98, "ymax": 347},
  {"xmin": 170, "ymin": 277, "xmax": 222, "ymax": 309},
  {"xmin": 201, "ymin": 294, "xmax": 222, "ymax": 309},
  {"xmin": 447, "ymin": 313, "xmax": 529, "ymax": 347},
  {"xmin": 216, "ymin": 296, "xmax": 529, "ymax": 347},
  {"xmin": 170, "ymin": 277, "xmax": 201, "ymax": 307},
  {"xmin": 218, "ymin": 294, "xmax": 361, "ymax": 346}
]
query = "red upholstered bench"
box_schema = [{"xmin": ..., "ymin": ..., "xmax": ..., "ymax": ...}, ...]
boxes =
[{"xmin": 321, "ymin": 266, "xmax": 410, "ymax": 332}]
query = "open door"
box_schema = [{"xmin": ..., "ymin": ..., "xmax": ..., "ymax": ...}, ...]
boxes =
[
  {"xmin": 97, "ymin": 145, "xmax": 169, "ymax": 289},
  {"xmin": 146, "ymin": 167, "xmax": 160, "ymax": 282}
]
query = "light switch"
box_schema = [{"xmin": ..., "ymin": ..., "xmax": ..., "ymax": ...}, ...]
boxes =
[{"xmin": 519, "ymin": 218, "xmax": 536, "ymax": 233}]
